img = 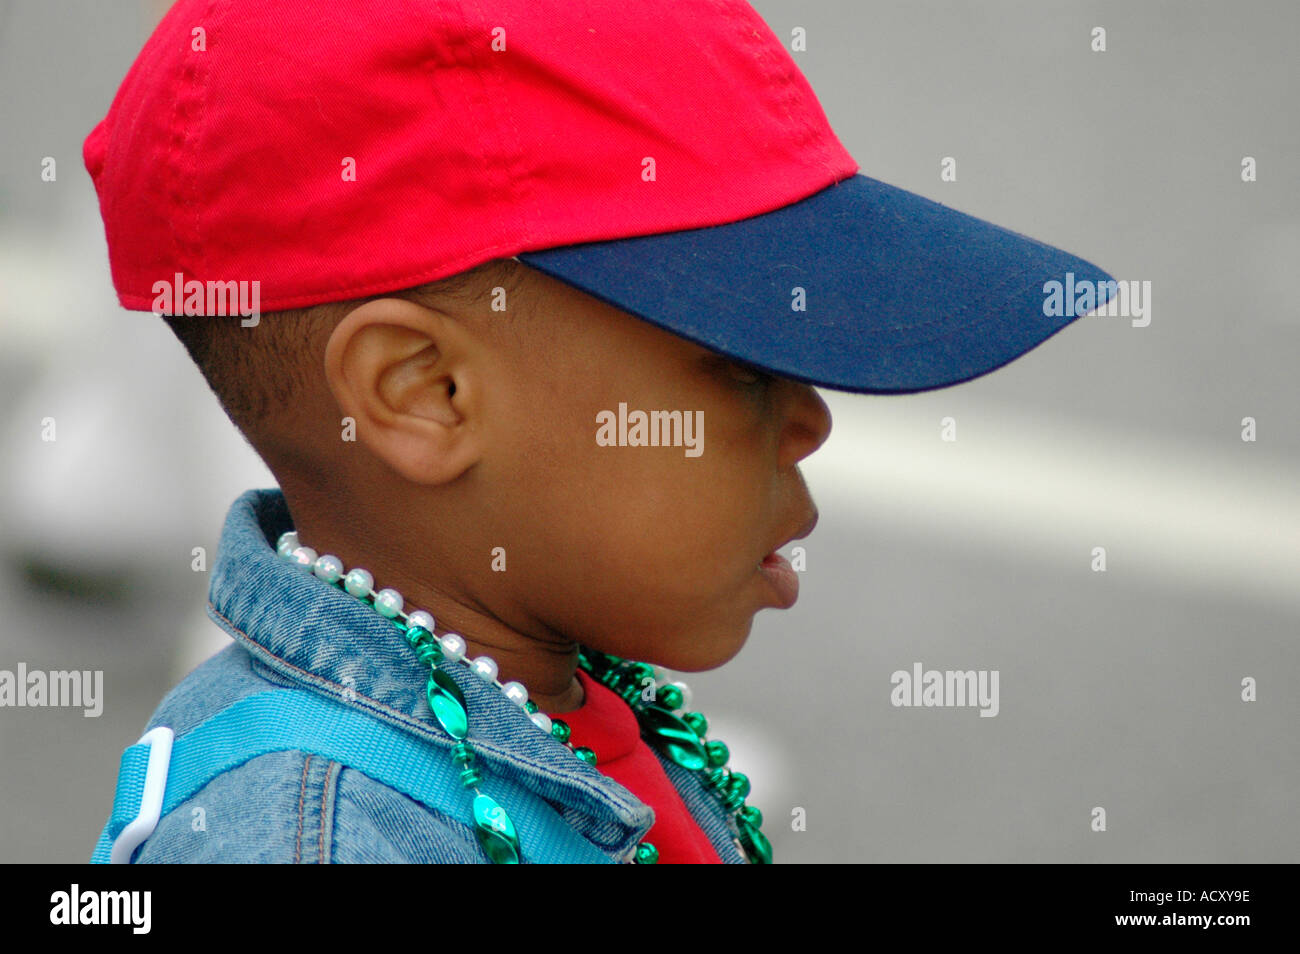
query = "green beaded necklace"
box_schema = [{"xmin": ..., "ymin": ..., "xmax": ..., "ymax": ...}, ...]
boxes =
[{"xmin": 277, "ymin": 530, "xmax": 773, "ymax": 865}]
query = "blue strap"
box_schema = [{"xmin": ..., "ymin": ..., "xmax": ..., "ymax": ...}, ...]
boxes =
[{"xmin": 90, "ymin": 689, "xmax": 610, "ymax": 864}]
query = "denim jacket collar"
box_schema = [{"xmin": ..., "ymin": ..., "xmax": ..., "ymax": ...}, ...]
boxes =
[{"xmin": 206, "ymin": 488, "xmax": 660, "ymax": 862}]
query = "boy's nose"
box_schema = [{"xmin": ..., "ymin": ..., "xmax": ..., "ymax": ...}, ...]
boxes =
[{"xmin": 777, "ymin": 380, "xmax": 833, "ymax": 471}]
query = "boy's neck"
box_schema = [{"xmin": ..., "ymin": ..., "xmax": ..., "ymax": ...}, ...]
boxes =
[
  {"xmin": 367, "ymin": 572, "xmax": 588, "ymax": 713},
  {"xmin": 282, "ymin": 499, "xmax": 587, "ymax": 714}
]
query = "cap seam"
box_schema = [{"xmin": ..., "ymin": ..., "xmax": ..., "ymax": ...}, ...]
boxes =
[
  {"xmin": 171, "ymin": 0, "xmax": 222, "ymax": 273},
  {"xmin": 464, "ymin": 0, "xmax": 543, "ymax": 250},
  {"xmin": 431, "ymin": 0, "xmax": 522, "ymax": 265},
  {"xmin": 719, "ymin": 0, "xmax": 827, "ymax": 165}
]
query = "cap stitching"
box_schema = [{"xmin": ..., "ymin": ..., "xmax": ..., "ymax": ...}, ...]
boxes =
[
  {"xmin": 428, "ymin": 0, "xmax": 516, "ymax": 268},
  {"xmin": 717, "ymin": 0, "xmax": 825, "ymax": 163},
  {"xmin": 464, "ymin": 0, "xmax": 542, "ymax": 250}
]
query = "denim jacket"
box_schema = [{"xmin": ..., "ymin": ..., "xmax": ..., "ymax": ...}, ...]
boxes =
[{"xmin": 109, "ymin": 488, "xmax": 747, "ymax": 863}]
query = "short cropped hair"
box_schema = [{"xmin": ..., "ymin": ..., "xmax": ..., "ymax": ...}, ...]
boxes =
[{"xmin": 161, "ymin": 258, "xmax": 520, "ymax": 435}]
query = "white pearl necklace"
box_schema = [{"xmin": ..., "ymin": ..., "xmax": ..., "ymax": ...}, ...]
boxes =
[{"xmin": 274, "ymin": 530, "xmax": 694, "ymax": 744}]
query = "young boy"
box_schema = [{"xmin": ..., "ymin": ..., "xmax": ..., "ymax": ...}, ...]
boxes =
[{"xmin": 84, "ymin": 0, "xmax": 1113, "ymax": 864}]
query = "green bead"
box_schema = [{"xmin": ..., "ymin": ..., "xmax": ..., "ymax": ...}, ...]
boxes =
[
  {"xmin": 573, "ymin": 746, "xmax": 597, "ymax": 766},
  {"xmin": 723, "ymin": 787, "xmax": 746, "ymax": 812},
  {"xmin": 415, "ymin": 642, "xmax": 442, "ymax": 666},
  {"xmin": 705, "ymin": 767, "xmax": 731, "ymax": 791},
  {"xmin": 705, "ymin": 739, "xmax": 730, "ymax": 768},
  {"xmin": 619, "ymin": 685, "xmax": 642, "ymax": 706},
  {"xmin": 727, "ymin": 772, "xmax": 751, "ymax": 800},
  {"xmin": 630, "ymin": 662, "xmax": 655, "ymax": 683},
  {"xmin": 472, "ymin": 793, "xmax": 520, "ymax": 864},
  {"xmin": 639, "ymin": 706, "xmax": 708, "ymax": 770},
  {"xmin": 426, "ymin": 669, "xmax": 469, "ymax": 740},
  {"xmin": 450, "ymin": 742, "xmax": 474, "ymax": 765},
  {"xmin": 459, "ymin": 766, "xmax": 481, "ymax": 787},
  {"xmin": 588, "ymin": 648, "xmax": 621, "ymax": 668},
  {"xmin": 737, "ymin": 817, "xmax": 773, "ymax": 865},
  {"xmin": 523, "ymin": 700, "xmax": 538, "ymax": 714},
  {"xmin": 550, "ymin": 719, "xmax": 571, "ymax": 744},
  {"xmin": 739, "ymin": 805, "xmax": 763, "ymax": 828},
  {"xmin": 681, "ymin": 711, "xmax": 708, "ymax": 738},
  {"xmin": 634, "ymin": 842, "xmax": 659, "ymax": 864},
  {"xmin": 405, "ymin": 625, "xmax": 433, "ymax": 648},
  {"xmin": 606, "ymin": 668, "xmax": 637, "ymax": 694},
  {"xmin": 656, "ymin": 684, "xmax": 683, "ymax": 710}
]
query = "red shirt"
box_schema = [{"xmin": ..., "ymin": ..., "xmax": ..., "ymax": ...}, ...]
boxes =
[{"xmin": 547, "ymin": 670, "xmax": 721, "ymax": 864}]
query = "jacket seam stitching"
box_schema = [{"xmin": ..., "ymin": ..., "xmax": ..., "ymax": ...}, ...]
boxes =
[
  {"xmin": 295, "ymin": 754, "xmax": 311, "ymax": 864},
  {"xmin": 319, "ymin": 761, "xmax": 337, "ymax": 865}
]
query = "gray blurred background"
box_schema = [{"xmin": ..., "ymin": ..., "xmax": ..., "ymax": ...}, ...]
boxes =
[{"xmin": 1, "ymin": 0, "xmax": 1296, "ymax": 863}]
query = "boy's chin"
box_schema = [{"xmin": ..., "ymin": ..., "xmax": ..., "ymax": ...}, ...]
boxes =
[{"xmin": 607, "ymin": 619, "xmax": 755, "ymax": 675}]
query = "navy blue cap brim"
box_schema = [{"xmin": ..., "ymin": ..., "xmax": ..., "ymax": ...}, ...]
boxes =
[{"xmin": 517, "ymin": 173, "xmax": 1116, "ymax": 394}]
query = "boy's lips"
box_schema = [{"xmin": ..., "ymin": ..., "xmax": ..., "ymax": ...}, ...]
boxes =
[
  {"xmin": 755, "ymin": 509, "xmax": 818, "ymax": 609},
  {"xmin": 757, "ymin": 551, "xmax": 800, "ymax": 608}
]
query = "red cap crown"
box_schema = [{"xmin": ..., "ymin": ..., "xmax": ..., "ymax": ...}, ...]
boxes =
[{"xmin": 85, "ymin": 0, "xmax": 858, "ymax": 313}]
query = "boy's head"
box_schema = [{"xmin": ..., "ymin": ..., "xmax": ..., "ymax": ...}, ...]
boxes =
[
  {"xmin": 162, "ymin": 254, "xmax": 827, "ymax": 672},
  {"xmin": 86, "ymin": 0, "xmax": 1113, "ymax": 677}
]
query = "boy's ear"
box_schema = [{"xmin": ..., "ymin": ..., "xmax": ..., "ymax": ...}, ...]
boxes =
[{"xmin": 323, "ymin": 297, "xmax": 482, "ymax": 485}]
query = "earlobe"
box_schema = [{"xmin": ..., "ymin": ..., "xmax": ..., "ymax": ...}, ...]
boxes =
[{"xmin": 323, "ymin": 298, "xmax": 482, "ymax": 486}]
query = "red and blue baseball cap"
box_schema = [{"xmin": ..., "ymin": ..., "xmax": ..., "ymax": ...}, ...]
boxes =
[{"xmin": 84, "ymin": 0, "xmax": 1115, "ymax": 394}]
